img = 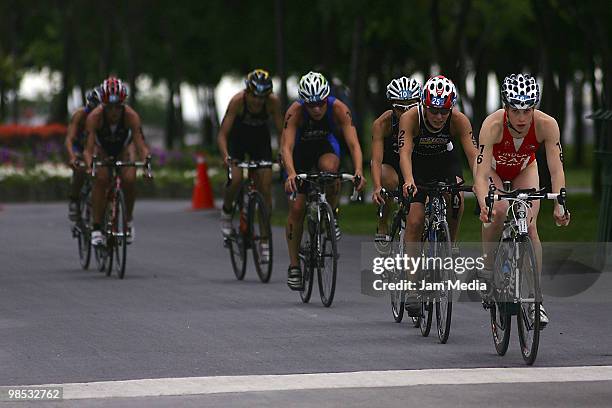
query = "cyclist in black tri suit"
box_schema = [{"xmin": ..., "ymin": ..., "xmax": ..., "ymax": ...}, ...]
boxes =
[
  {"xmin": 371, "ymin": 77, "xmax": 421, "ymax": 242},
  {"xmin": 65, "ymin": 87, "xmax": 102, "ymax": 221},
  {"xmin": 218, "ymin": 69, "xmax": 284, "ymax": 251},
  {"xmin": 282, "ymin": 71, "xmax": 366, "ymax": 291},
  {"xmin": 84, "ymin": 77, "xmax": 151, "ymax": 247},
  {"xmin": 398, "ymin": 75, "xmax": 478, "ymax": 315}
]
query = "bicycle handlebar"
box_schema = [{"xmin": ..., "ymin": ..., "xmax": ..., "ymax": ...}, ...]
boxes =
[
  {"xmin": 225, "ymin": 157, "xmax": 275, "ymax": 186},
  {"xmin": 289, "ymin": 172, "xmax": 360, "ymax": 201},
  {"xmin": 92, "ymin": 156, "xmax": 153, "ymax": 178},
  {"xmin": 377, "ymin": 187, "xmax": 413, "ymax": 219}
]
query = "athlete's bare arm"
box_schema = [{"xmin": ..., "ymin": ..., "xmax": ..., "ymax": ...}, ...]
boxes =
[
  {"xmin": 217, "ymin": 92, "xmax": 242, "ymax": 163},
  {"xmin": 538, "ymin": 111, "xmax": 570, "ymax": 226},
  {"xmin": 332, "ymin": 100, "xmax": 365, "ymax": 190},
  {"xmin": 451, "ymin": 110, "xmax": 478, "ymax": 175},
  {"xmin": 398, "ymin": 107, "xmax": 419, "ymax": 196},
  {"xmin": 65, "ymin": 108, "xmax": 86, "ymax": 165},
  {"xmin": 125, "ymin": 108, "xmax": 149, "ymax": 160},
  {"xmin": 474, "ymin": 112, "xmax": 503, "ymax": 217},
  {"xmin": 83, "ymin": 106, "xmax": 103, "ymax": 170},
  {"xmin": 281, "ymin": 102, "xmax": 303, "ymax": 192},
  {"xmin": 371, "ymin": 111, "xmax": 392, "ymax": 198}
]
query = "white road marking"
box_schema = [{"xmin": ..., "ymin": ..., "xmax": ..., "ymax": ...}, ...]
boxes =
[{"xmin": 33, "ymin": 365, "xmax": 612, "ymax": 400}]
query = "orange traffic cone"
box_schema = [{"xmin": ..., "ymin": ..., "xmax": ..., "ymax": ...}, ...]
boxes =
[{"xmin": 192, "ymin": 153, "xmax": 215, "ymax": 210}]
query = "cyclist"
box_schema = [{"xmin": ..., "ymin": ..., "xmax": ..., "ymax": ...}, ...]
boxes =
[
  {"xmin": 474, "ymin": 73, "xmax": 571, "ymax": 327},
  {"xmin": 282, "ymin": 71, "xmax": 366, "ymax": 290},
  {"xmin": 83, "ymin": 76, "xmax": 151, "ymax": 246},
  {"xmin": 217, "ymin": 69, "xmax": 283, "ymax": 260},
  {"xmin": 399, "ymin": 75, "xmax": 478, "ymax": 315},
  {"xmin": 371, "ymin": 76, "xmax": 421, "ymax": 242},
  {"xmin": 65, "ymin": 87, "xmax": 102, "ymax": 220}
]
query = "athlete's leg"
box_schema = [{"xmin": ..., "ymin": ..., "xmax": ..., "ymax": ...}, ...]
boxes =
[
  {"xmin": 287, "ymin": 194, "xmax": 306, "ymax": 267},
  {"xmin": 511, "ymin": 163, "xmax": 541, "ymax": 273},
  {"xmin": 446, "ymin": 176, "xmax": 465, "ymax": 244},
  {"xmin": 318, "ymin": 153, "xmax": 341, "ymax": 209},
  {"xmin": 252, "ymin": 167, "xmax": 273, "ymax": 212},
  {"xmin": 222, "ymin": 164, "xmax": 244, "ymax": 212},
  {"xmin": 377, "ymin": 164, "xmax": 400, "ymax": 235},
  {"xmin": 481, "ymin": 170, "xmax": 509, "ymax": 269}
]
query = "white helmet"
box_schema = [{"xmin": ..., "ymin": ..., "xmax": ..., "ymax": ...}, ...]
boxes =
[
  {"xmin": 422, "ymin": 75, "xmax": 457, "ymax": 109},
  {"xmin": 386, "ymin": 76, "xmax": 421, "ymax": 102},
  {"xmin": 298, "ymin": 71, "xmax": 330, "ymax": 103},
  {"xmin": 501, "ymin": 73, "xmax": 540, "ymax": 109}
]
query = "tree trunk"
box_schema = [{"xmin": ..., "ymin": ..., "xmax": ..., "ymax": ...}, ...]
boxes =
[
  {"xmin": 573, "ymin": 72, "xmax": 584, "ymax": 166},
  {"xmin": 0, "ymin": 81, "xmax": 6, "ymax": 122},
  {"xmin": 348, "ymin": 16, "xmax": 364, "ymax": 142},
  {"xmin": 165, "ymin": 82, "xmax": 176, "ymax": 149},
  {"xmin": 274, "ymin": 0, "xmax": 288, "ymax": 111}
]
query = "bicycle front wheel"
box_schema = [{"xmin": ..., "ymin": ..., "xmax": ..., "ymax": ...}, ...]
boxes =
[
  {"xmin": 435, "ymin": 222, "xmax": 453, "ymax": 344},
  {"xmin": 112, "ymin": 190, "xmax": 128, "ymax": 279},
  {"xmin": 77, "ymin": 188, "xmax": 92, "ymax": 270},
  {"xmin": 491, "ymin": 240, "xmax": 513, "ymax": 355},
  {"xmin": 299, "ymin": 231, "xmax": 315, "ymax": 303},
  {"xmin": 317, "ymin": 202, "xmax": 338, "ymax": 307},
  {"xmin": 249, "ymin": 192, "xmax": 273, "ymax": 283},
  {"xmin": 388, "ymin": 211, "xmax": 406, "ymax": 323},
  {"xmin": 228, "ymin": 192, "xmax": 247, "ymax": 280},
  {"xmin": 517, "ymin": 236, "xmax": 541, "ymax": 365},
  {"xmin": 103, "ymin": 202, "xmax": 114, "ymax": 277}
]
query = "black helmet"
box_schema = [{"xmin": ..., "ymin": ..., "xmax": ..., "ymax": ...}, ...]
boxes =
[{"xmin": 245, "ymin": 69, "xmax": 273, "ymax": 96}]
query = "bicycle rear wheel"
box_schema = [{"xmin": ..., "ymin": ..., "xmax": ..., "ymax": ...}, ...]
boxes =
[
  {"xmin": 299, "ymin": 230, "xmax": 315, "ymax": 303},
  {"xmin": 317, "ymin": 202, "xmax": 338, "ymax": 307},
  {"xmin": 112, "ymin": 190, "xmax": 128, "ymax": 279},
  {"xmin": 77, "ymin": 187, "xmax": 92, "ymax": 270},
  {"xmin": 388, "ymin": 211, "xmax": 406, "ymax": 323},
  {"xmin": 228, "ymin": 191, "xmax": 247, "ymax": 280},
  {"xmin": 249, "ymin": 192, "xmax": 273, "ymax": 283},
  {"xmin": 435, "ymin": 222, "xmax": 453, "ymax": 344},
  {"xmin": 517, "ymin": 236, "xmax": 540, "ymax": 365}
]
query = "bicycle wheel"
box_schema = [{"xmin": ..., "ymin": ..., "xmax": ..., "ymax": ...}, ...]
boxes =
[
  {"xmin": 435, "ymin": 222, "xmax": 453, "ymax": 344},
  {"xmin": 77, "ymin": 187, "xmax": 92, "ymax": 270},
  {"xmin": 112, "ymin": 190, "xmax": 128, "ymax": 279},
  {"xmin": 490, "ymin": 240, "xmax": 513, "ymax": 356},
  {"xmin": 517, "ymin": 236, "xmax": 540, "ymax": 365},
  {"xmin": 388, "ymin": 212, "xmax": 406, "ymax": 323},
  {"xmin": 317, "ymin": 202, "xmax": 338, "ymax": 307},
  {"xmin": 104, "ymin": 200, "xmax": 114, "ymax": 277},
  {"xmin": 419, "ymin": 300, "xmax": 433, "ymax": 337},
  {"xmin": 228, "ymin": 190, "xmax": 247, "ymax": 280},
  {"xmin": 249, "ymin": 192, "xmax": 273, "ymax": 283},
  {"xmin": 299, "ymin": 230, "xmax": 315, "ymax": 303}
]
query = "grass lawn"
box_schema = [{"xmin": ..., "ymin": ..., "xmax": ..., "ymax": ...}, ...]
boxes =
[{"xmin": 272, "ymin": 193, "xmax": 600, "ymax": 242}]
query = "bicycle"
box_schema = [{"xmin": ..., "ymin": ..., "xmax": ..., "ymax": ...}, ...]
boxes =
[
  {"xmin": 375, "ymin": 187, "xmax": 414, "ymax": 324},
  {"xmin": 414, "ymin": 180, "xmax": 473, "ymax": 343},
  {"xmin": 223, "ymin": 159, "xmax": 274, "ymax": 283},
  {"xmin": 70, "ymin": 161, "xmax": 93, "ymax": 270},
  {"xmin": 484, "ymin": 180, "xmax": 568, "ymax": 365},
  {"xmin": 91, "ymin": 156, "xmax": 152, "ymax": 279},
  {"xmin": 294, "ymin": 172, "xmax": 359, "ymax": 307}
]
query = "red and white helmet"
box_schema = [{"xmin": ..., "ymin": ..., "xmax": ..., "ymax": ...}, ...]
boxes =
[
  {"xmin": 100, "ymin": 77, "xmax": 128, "ymax": 104},
  {"xmin": 421, "ymin": 75, "xmax": 457, "ymax": 109}
]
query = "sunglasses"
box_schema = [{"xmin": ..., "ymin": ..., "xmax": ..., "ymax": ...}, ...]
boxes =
[
  {"xmin": 392, "ymin": 103, "xmax": 418, "ymax": 112},
  {"xmin": 305, "ymin": 99, "xmax": 327, "ymax": 108},
  {"xmin": 426, "ymin": 106, "xmax": 451, "ymax": 115}
]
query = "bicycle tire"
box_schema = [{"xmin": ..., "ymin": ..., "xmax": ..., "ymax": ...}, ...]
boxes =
[
  {"xmin": 491, "ymin": 240, "xmax": 513, "ymax": 355},
  {"xmin": 317, "ymin": 201, "xmax": 338, "ymax": 307},
  {"xmin": 249, "ymin": 192, "xmax": 273, "ymax": 283},
  {"xmin": 104, "ymin": 199, "xmax": 114, "ymax": 277},
  {"xmin": 517, "ymin": 236, "xmax": 541, "ymax": 365},
  {"xmin": 419, "ymin": 300, "xmax": 433, "ymax": 337},
  {"xmin": 113, "ymin": 190, "xmax": 128, "ymax": 279},
  {"xmin": 388, "ymin": 211, "xmax": 406, "ymax": 323},
  {"xmin": 228, "ymin": 189, "xmax": 247, "ymax": 280},
  {"xmin": 299, "ymin": 229, "xmax": 315, "ymax": 303},
  {"xmin": 435, "ymin": 221, "xmax": 453, "ymax": 344},
  {"xmin": 77, "ymin": 187, "xmax": 92, "ymax": 270}
]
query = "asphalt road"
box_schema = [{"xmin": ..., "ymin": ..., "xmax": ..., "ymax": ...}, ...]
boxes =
[{"xmin": 1, "ymin": 201, "xmax": 611, "ymax": 407}]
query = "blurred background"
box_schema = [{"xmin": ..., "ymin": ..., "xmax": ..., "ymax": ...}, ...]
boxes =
[{"xmin": 0, "ymin": 0, "xmax": 610, "ymax": 240}]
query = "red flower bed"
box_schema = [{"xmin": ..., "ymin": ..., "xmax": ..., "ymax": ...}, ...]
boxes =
[{"xmin": 0, "ymin": 124, "xmax": 67, "ymax": 140}]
